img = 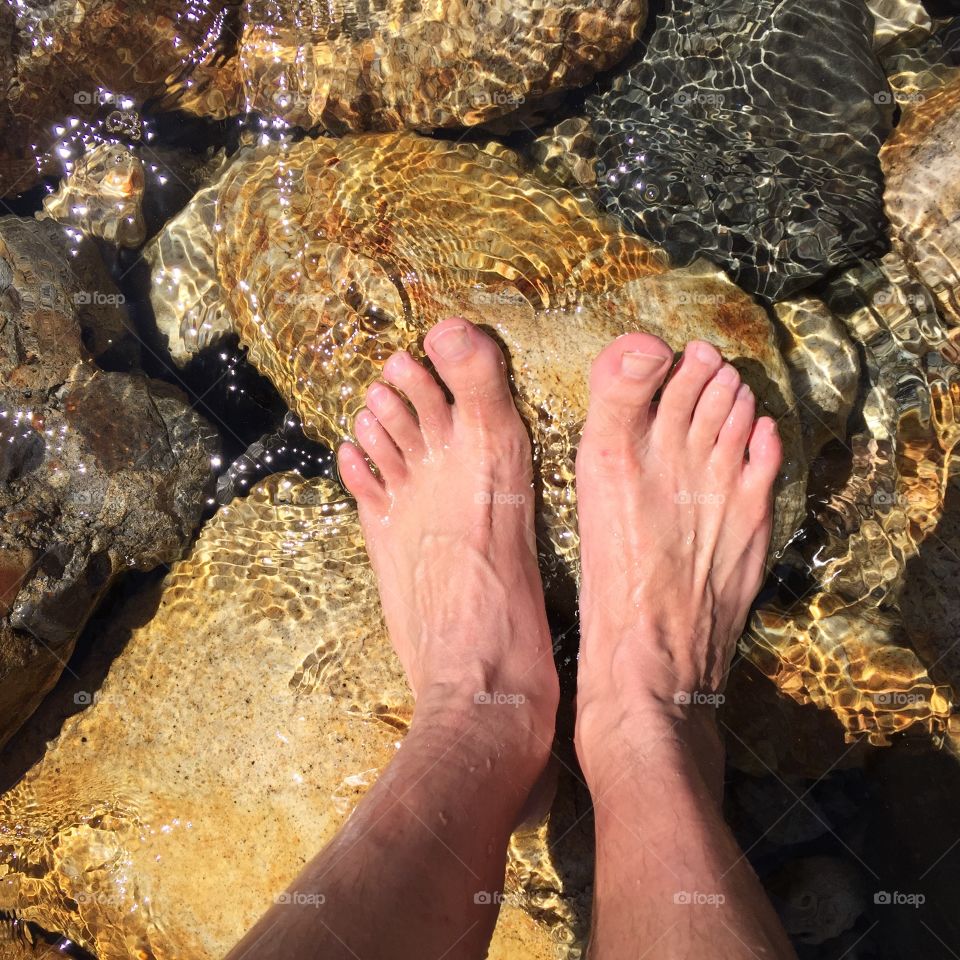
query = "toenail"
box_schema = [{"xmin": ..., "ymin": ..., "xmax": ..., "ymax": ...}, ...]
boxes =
[
  {"xmin": 430, "ymin": 324, "xmax": 474, "ymax": 361},
  {"xmin": 736, "ymin": 383, "xmax": 752, "ymax": 402},
  {"xmin": 715, "ymin": 364, "xmax": 738, "ymax": 385},
  {"xmin": 621, "ymin": 350, "xmax": 668, "ymax": 378},
  {"xmin": 383, "ymin": 352, "xmax": 408, "ymax": 375},
  {"xmin": 692, "ymin": 341, "xmax": 717, "ymax": 363}
]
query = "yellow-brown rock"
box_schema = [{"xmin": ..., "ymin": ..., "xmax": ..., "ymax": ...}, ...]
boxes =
[
  {"xmin": 38, "ymin": 143, "xmax": 146, "ymax": 247},
  {"xmin": 1, "ymin": 0, "xmax": 644, "ymax": 197},
  {"xmin": 235, "ymin": 0, "xmax": 645, "ymax": 131},
  {"xmin": 0, "ymin": 475, "xmax": 571, "ymax": 959},
  {"xmin": 748, "ymin": 256, "xmax": 960, "ymax": 745},
  {"xmin": 882, "ymin": 69, "xmax": 960, "ymax": 341},
  {"xmin": 147, "ymin": 131, "xmax": 806, "ymax": 581}
]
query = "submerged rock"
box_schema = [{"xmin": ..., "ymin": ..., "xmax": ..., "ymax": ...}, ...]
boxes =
[
  {"xmin": 768, "ymin": 856, "xmax": 867, "ymax": 946},
  {"xmin": 0, "ymin": 216, "xmax": 217, "ymax": 747},
  {"xmin": 773, "ymin": 296, "xmax": 861, "ymax": 460},
  {"xmin": 749, "ymin": 254, "xmax": 960, "ymax": 744},
  {"xmin": 587, "ymin": 0, "xmax": 894, "ymax": 301},
  {"xmin": 0, "ymin": 0, "xmax": 238, "ymax": 197},
  {"xmin": 1, "ymin": 0, "xmax": 644, "ymax": 197},
  {"xmin": 146, "ymin": 131, "xmax": 806, "ymax": 578},
  {"xmin": 38, "ymin": 143, "xmax": 146, "ymax": 247},
  {"xmin": 882, "ymin": 68, "xmax": 960, "ymax": 332},
  {"xmin": 233, "ymin": 0, "xmax": 645, "ymax": 131},
  {"xmin": 0, "ymin": 474, "xmax": 571, "ymax": 960},
  {"xmin": 867, "ymin": 0, "xmax": 932, "ymax": 55}
]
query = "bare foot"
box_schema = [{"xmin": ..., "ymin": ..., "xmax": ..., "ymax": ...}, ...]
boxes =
[
  {"xmin": 574, "ymin": 334, "xmax": 782, "ymax": 763},
  {"xmin": 338, "ymin": 317, "xmax": 558, "ymax": 759}
]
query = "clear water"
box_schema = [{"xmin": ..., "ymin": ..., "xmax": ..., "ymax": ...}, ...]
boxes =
[{"xmin": 2, "ymin": 1, "xmax": 960, "ymax": 958}]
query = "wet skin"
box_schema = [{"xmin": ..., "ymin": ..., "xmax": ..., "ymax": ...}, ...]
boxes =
[{"xmin": 227, "ymin": 318, "xmax": 795, "ymax": 960}]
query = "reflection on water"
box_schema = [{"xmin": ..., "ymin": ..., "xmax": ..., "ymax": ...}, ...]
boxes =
[{"xmin": 1, "ymin": 1, "xmax": 960, "ymax": 958}]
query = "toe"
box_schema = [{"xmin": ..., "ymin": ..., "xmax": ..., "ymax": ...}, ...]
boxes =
[
  {"xmin": 745, "ymin": 417, "xmax": 783, "ymax": 489},
  {"xmin": 654, "ymin": 340, "xmax": 724, "ymax": 438},
  {"xmin": 354, "ymin": 409, "xmax": 407, "ymax": 486},
  {"xmin": 365, "ymin": 381, "xmax": 424, "ymax": 459},
  {"xmin": 713, "ymin": 382, "xmax": 756, "ymax": 468},
  {"xmin": 337, "ymin": 441, "xmax": 388, "ymax": 512},
  {"xmin": 423, "ymin": 317, "xmax": 514, "ymax": 426},
  {"xmin": 689, "ymin": 363, "xmax": 741, "ymax": 450},
  {"xmin": 581, "ymin": 333, "xmax": 673, "ymax": 449},
  {"xmin": 382, "ymin": 350, "xmax": 451, "ymax": 444}
]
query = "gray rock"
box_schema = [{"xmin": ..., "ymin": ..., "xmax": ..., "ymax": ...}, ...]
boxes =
[
  {"xmin": 0, "ymin": 215, "xmax": 217, "ymax": 747},
  {"xmin": 588, "ymin": 0, "xmax": 893, "ymax": 301}
]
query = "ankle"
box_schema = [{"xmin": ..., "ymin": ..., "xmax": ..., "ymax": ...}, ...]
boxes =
[
  {"xmin": 575, "ymin": 699, "xmax": 725, "ymax": 799},
  {"xmin": 414, "ymin": 676, "xmax": 558, "ymax": 779}
]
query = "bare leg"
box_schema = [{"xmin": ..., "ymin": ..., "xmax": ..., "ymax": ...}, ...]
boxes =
[
  {"xmin": 575, "ymin": 335, "xmax": 796, "ymax": 959},
  {"xmin": 227, "ymin": 318, "xmax": 559, "ymax": 960}
]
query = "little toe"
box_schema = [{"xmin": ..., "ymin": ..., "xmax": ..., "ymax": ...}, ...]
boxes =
[
  {"xmin": 337, "ymin": 441, "xmax": 388, "ymax": 512},
  {"xmin": 713, "ymin": 382, "xmax": 756, "ymax": 467},
  {"xmin": 423, "ymin": 317, "xmax": 515, "ymax": 427},
  {"xmin": 654, "ymin": 340, "xmax": 724, "ymax": 438},
  {"xmin": 689, "ymin": 362, "xmax": 741, "ymax": 450},
  {"xmin": 354, "ymin": 409, "xmax": 406, "ymax": 486},
  {"xmin": 745, "ymin": 417, "xmax": 783, "ymax": 490},
  {"xmin": 365, "ymin": 381, "xmax": 424, "ymax": 459},
  {"xmin": 382, "ymin": 350, "xmax": 452, "ymax": 444},
  {"xmin": 581, "ymin": 333, "xmax": 673, "ymax": 452}
]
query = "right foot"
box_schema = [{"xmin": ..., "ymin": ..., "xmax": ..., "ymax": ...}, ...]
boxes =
[
  {"xmin": 574, "ymin": 335, "xmax": 782, "ymax": 764},
  {"xmin": 337, "ymin": 318, "xmax": 559, "ymax": 763}
]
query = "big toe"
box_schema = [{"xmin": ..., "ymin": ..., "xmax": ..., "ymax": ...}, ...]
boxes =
[
  {"xmin": 581, "ymin": 333, "xmax": 673, "ymax": 449},
  {"xmin": 423, "ymin": 317, "xmax": 515, "ymax": 425}
]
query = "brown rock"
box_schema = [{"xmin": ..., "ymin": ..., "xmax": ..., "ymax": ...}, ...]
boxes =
[
  {"xmin": 1, "ymin": 0, "xmax": 644, "ymax": 196},
  {"xmin": 0, "ymin": 0, "xmax": 239, "ymax": 196},
  {"xmin": 748, "ymin": 258, "xmax": 960, "ymax": 745},
  {"xmin": 234, "ymin": 0, "xmax": 644, "ymax": 132},
  {"xmin": 38, "ymin": 143, "xmax": 146, "ymax": 247}
]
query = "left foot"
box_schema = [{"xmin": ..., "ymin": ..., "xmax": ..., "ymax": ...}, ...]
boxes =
[
  {"xmin": 338, "ymin": 318, "xmax": 559, "ymax": 760},
  {"xmin": 573, "ymin": 335, "xmax": 782, "ymax": 765}
]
